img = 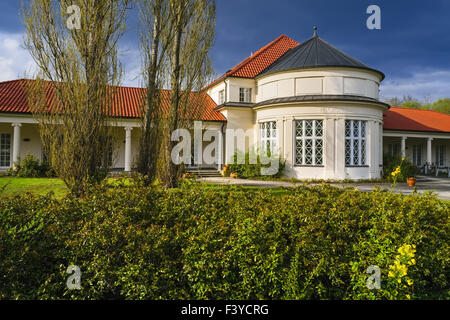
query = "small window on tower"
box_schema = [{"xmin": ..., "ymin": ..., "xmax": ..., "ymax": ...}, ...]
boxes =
[
  {"xmin": 218, "ymin": 90, "xmax": 225, "ymax": 105},
  {"xmin": 239, "ymin": 88, "xmax": 252, "ymax": 103}
]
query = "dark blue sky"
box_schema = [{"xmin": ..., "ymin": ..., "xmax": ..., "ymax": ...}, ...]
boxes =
[{"xmin": 1, "ymin": 0, "xmax": 449, "ymax": 100}]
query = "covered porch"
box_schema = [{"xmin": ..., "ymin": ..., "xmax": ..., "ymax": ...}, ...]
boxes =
[
  {"xmin": 0, "ymin": 116, "xmax": 225, "ymax": 173},
  {"xmin": 383, "ymin": 131, "xmax": 450, "ymax": 177}
]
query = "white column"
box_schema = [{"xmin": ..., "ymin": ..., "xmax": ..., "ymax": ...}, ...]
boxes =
[
  {"xmin": 12, "ymin": 123, "xmax": 22, "ymax": 166},
  {"xmin": 276, "ymin": 118, "xmax": 284, "ymax": 158},
  {"xmin": 284, "ymin": 118, "xmax": 293, "ymax": 170},
  {"xmin": 217, "ymin": 128, "xmax": 223, "ymax": 170},
  {"xmin": 124, "ymin": 126, "xmax": 133, "ymax": 172},
  {"xmin": 427, "ymin": 137, "xmax": 433, "ymax": 165},
  {"xmin": 379, "ymin": 123, "xmax": 383, "ymax": 168},
  {"xmin": 335, "ymin": 118, "xmax": 346, "ymax": 180},
  {"xmin": 401, "ymin": 136, "xmax": 407, "ymax": 158},
  {"xmin": 324, "ymin": 118, "xmax": 336, "ymax": 177}
]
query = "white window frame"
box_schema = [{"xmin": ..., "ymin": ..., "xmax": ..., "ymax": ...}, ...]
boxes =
[
  {"xmin": 260, "ymin": 121, "xmax": 277, "ymax": 154},
  {"xmin": 345, "ymin": 120, "xmax": 367, "ymax": 166},
  {"xmin": 239, "ymin": 88, "xmax": 252, "ymax": 103},
  {"xmin": 294, "ymin": 120, "xmax": 324, "ymax": 166}
]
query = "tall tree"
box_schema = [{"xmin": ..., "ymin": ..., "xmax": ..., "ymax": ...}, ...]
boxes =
[
  {"xmin": 161, "ymin": 0, "xmax": 216, "ymax": 188},
  {"xmin": 136, "ymin": 0, "xmax": 171, "ymax": 183},
  {"xmin": 137, "ymin": 0, "xmax": 216, "ymax": 188},
  {"xmin": 23, "ymin": 0, "xmax": 129, "ymax": 196}
]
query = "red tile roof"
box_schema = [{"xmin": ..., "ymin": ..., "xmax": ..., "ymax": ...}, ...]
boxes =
[
  {"xmin": 0, "ymin": 79, "xmax": 226, "ymax": 121},
  {"xmin": 206, "ymin": 35, "xmax": 299, "ymax": 89},
  {"xmin": 383, "ymin": 107, "xmax": 450, "ymax": 133}
]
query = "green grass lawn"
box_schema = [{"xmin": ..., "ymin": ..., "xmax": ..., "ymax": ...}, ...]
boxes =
[
  {"xmin": 0, "ymin": 177, "xmax": 292, "ymax": 198},
  {"xmin": 0, "ymin": 177, "xmax": 68, "ymax": 198}
]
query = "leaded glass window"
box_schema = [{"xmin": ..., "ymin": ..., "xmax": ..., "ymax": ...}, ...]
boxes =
[
  {"xmin": 260, "ymin": 121, "xmax": 277, "ymax": 154},
  {"xmin": 345, "ymin": 120, "xmax": 366, "ymax": 166},
  {"xmin": 294, "ymin": 120, "xmax": 323, "ymax": 166}
]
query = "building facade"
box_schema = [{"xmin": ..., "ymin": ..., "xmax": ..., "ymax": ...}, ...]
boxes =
[{"xmin": 0, "ymin": 32, "xmax": 449, "ymax": 179}]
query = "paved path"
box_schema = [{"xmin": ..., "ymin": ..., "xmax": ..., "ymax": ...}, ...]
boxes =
[{"xmin": 198, "ymin": 175, "xmax": 450, "ymax": 200}]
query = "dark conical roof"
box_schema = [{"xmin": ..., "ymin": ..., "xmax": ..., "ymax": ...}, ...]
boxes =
[{"xmin": 258, "ymin": 33, "xmax": 385, "ymax": 80}]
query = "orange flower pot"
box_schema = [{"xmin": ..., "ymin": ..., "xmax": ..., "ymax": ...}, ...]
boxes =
[{"xmin": 407, "ymin": 177, "xmax": 416, "ymax": 187}]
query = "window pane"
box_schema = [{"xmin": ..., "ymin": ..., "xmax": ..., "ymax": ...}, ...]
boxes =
[
  {"xmin": 0, "ymin": 133, "xmax": 11, "ymax": 167},
  {"xmin": 361, "ymin": 140, "xmax": 366, "ymax": 165},
  {"xmin": 353, "ymin": 121, "xmax": 359, "ymax": 138},
  {"xmin": 295, "ymin": 121, "xmax": 303, "ymax": 137},
  {"xmin": 315, "ymin": 120, "xmax": 323, "ymax": 137},
  {"xmin": 315, "ymin": 139, "xmax": 323, "ymax": 165},
  {"xmin": 345, "ymin": 120, "xmax": 351, "ymax": 138},
  {"xmin": 353, "ymin": 139, "xmax": 359, "ymax": 165},
  {"xmin": 305, "ymin": 120, "xmax": 313, "ymax": 137},
  {"xmin": 345, "ymin": 139, "xmax": 351, "ymax": 165},
  {"xmin": 295, "ymin": 139, "xmax": 303, "ymax": 165},
  {"xmin": 305, "ymin": 139, "xmax": 313, "ymax": 164}
]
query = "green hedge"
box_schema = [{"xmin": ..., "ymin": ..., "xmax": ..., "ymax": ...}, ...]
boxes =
[
  {"xmin": 0, "ymin": 181, "xmax": 448, "ymax": 299},
  {"xmin": 229, "ymin": 151, "xmax": 285, "ymax": 178}
]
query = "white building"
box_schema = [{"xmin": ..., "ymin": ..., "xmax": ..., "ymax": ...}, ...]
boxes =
[{"xmin": 0, "ymin": 31, "xmax": 449, "ymax": 180}]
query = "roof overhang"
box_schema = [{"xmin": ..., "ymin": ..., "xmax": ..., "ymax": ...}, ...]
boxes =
[{"xmin": 252, "ymin": 95, "xmax": 390, "ymax": 110}]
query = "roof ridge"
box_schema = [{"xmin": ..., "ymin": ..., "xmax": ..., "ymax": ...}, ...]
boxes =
[
  {"xmin": 391, "ymin": 106, "xmax": 450, "ymax": 116},
  {"xmin": 0, "ymin": 78, "xmax": 28, "ymax": 85},
  {"xmin": 317, "ymin": 37, "xmax": 369, "ymax": 67}
]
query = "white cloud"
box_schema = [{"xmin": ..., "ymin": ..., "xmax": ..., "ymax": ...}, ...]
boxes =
[
  {"xmin": 118, "ymin": 45, "xmax": 142, "ymax": 87},
  {"xmin": 0, "ymin": 31, "xmax": 142, "ymax": 87},
  {"xmin": 0, "ymin": 32, "xmax": 37, "ymax": 81},
  {"xmin": 380, "ymin": 69, "xmax": 450, "ymax": 101}
]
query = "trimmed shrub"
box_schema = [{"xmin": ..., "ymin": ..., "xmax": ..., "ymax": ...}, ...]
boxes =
[
  {"xmin": 0, "ymin": 182, "xmax": 448, "ymax": 299},
  {"xmin": 229, "ymin": 150, "xmax": 285, "ymax": 179},
  {"xmin": 6, "ymin": 153, "xmax": 55, "ymax": 178}
]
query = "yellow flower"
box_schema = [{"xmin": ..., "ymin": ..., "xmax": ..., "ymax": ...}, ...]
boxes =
[
  {"xmin": 402, "ymin": 157, "xmax": 405, "ymax": 161},
  {"xmin": 388, "ymin": 271, "xmax": 395, "ymax": 277},
  {"xmin": 407, "ymin": 279, "xmax": 413, "ymax": 286},
  {"xmin": 406, "ymin": 294, "xmax": 411, "ymax": 300}
]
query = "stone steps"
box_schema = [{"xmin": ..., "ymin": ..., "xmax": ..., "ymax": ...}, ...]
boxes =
[{"xmin": 186, "ymin": 168, "xmax": 222, "ymax": 178}]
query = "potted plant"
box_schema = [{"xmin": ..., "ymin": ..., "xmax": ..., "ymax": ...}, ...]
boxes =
[
  {"xmin": 230, "ymin": 172, "xmax": 238, "ymax": 179},
  {"xmin": 222, "ymin": 165, "xmax": 230, "ymax": 177},
  {"xmin": 406, "ymin": 164, "xmax": 417, "ymax": 187},
  {"xmin": 406, "ymin": 176, "xmax": 416, "ymax": 187}
]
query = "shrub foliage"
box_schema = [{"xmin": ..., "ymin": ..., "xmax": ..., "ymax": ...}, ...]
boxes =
[
  {"xmin": 383, "ymin": 155, "xmax": 417, "ymax": 182},
  {"xmin": 6, "ymin": 153, "xmax": 55, "ymax": 178},
  {"xmin": 229, "ymin": 151, "xmax": 285, "ymax": 179},
  {"xmin": 0, "ymin": 181, "xmax": 448, "ymax": 299}
]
